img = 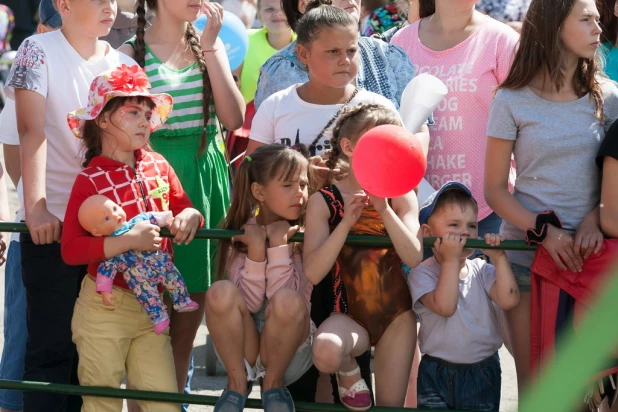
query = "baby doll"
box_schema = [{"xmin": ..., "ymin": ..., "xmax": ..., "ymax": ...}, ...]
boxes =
[{"xmin": 78, "ymin": 194, "xmax": 198, "ymax": 335}]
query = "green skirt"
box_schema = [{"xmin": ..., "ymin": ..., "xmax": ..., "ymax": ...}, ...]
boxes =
[{"xmin": 150, "ymin": 129, "xmax": 231, "ymax": 293}]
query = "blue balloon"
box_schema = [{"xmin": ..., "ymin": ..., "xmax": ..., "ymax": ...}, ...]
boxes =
[{"xmin": 192, "ymin": 12, "xmax": 249, "ymax": 71}]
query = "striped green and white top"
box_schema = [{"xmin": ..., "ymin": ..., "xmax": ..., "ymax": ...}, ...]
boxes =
[{"xmin": 142, "ymin": 43, "xmax": 218, "ymax": 138}]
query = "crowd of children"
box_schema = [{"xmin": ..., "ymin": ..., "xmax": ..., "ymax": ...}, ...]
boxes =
[{"xmin": 0, "ymin": 0, "xmax": 616, "ymax": 411}]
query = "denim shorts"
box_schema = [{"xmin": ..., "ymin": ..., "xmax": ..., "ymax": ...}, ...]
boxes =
[
  {"xmin": 510, "ymin": 262, "xmax": 531, "ymax": 292},
  {"xmin": 0, "ymin": 241, "xmax": 27, "ymax": 410},
  {"xmin": 417, "ymin": 352, "xmax": 501, "ymax": 411},
  {"xmin": 214, "ymin": 305, "xmax": 314, "ymax": 386}
]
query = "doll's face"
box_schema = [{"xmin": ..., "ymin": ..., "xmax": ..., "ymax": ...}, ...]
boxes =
[{"xmin": 80, "ymin": 197, "xmax": 127, "ymax": 237}]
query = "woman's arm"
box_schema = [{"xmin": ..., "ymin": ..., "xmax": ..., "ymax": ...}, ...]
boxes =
[
  {"xmin": 200, "ymin": 3, "xmax": 245, "ymax": 130},
  {"xmin": 203, "ymin": 37, "xmax": 245, "ymax": 130},
  {"xmin": 601, "ymin": 157, "xmax": 618, "ymax": 238},
  {"xmin": 484, "ymin": 137, "xmax": 536, "ymax": 232}
]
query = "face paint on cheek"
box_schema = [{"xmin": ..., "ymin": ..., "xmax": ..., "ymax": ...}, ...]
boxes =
[{"xmin": 116, "ymin": 108, "xmax": 132, "ymax": 130}]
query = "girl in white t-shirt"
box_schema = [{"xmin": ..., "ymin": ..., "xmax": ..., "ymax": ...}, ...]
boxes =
[
  {"xmin": 246, "ymin": 0, "xmax": 420, "ymax": 159},
  {"xmin": 4, "ymin": 0, "xmax": 136, "ymax": 409}
]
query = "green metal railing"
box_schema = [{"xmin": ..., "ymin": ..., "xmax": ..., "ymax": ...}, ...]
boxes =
[
  {"xmin": 0, "ymin": 379, "xmax": 455, "ymax": 411},
  {"xmin": 0, "ymin": 222, "xmax": 537, "ymax": 250},
  {"xmin": 0, "ymin": 223, "xmax": 544, "ymax": 410}
]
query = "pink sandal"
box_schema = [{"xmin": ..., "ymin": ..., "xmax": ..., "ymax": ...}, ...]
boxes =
[{"xmin": 336, "ymin": 365, "xmax": 372, "ymax": 411}]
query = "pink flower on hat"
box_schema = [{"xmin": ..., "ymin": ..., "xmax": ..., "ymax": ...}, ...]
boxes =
[
  {"xmin": 66, "ymin": 64, "xmax": 174, "ymax": 139},
  {"xmin": 107, "ymin": 64, "xmax": 151, "ymax": 93}
]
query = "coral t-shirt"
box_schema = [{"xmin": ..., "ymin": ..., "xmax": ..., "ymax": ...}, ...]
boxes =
[{"xmin": 392, "ymin": 17, "xmax": 518, "ymax": 219}]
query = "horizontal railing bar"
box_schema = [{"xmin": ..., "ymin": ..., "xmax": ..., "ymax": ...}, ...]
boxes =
[
  {"xmin": 0, "ymin": 380, "xmax": 470, "ymax": 411},
  {"xmin": 0, "ymin": 222, "xmax": 537, "ymax": 250}
]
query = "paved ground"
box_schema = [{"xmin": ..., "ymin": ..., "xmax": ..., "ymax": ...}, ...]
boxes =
[{"xmin": 0, "ymin": 145, "xmax": 519, "ymax": 410}]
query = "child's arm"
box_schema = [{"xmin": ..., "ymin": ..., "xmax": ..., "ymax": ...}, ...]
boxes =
[
  {"xmin": 303, "ymin": 191, "xmax": 367, "ymax": 285},
  {"xmin": 483, "ymin": 234, "xmax": 520, "ymax": 310},
  {"xmin": 61, "ymin": 175, "xmax": 162, "ymax": 265},
  {"xmin": 201, "ymin": 3, "xmax": 245, "ymax": 130},
  {"xmin": 370, "ymin": 190, "xmax": 423, "ymax": 269},
  {"xmin": 264, "ymin": 221, "xmax": 303, "ymax": 298},
  {"xmin": 419, "ymin": 234, "xmax": 466, "ymax": 318},
  {"xmin": 15, "ymin": 88, "xmax": 61, "ymax": 245},
  {"xmin": 229, "ymin": 224, "xmax": 268, "ymax": 312}
]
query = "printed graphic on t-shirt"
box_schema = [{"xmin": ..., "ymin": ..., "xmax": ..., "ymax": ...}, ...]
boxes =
[
  {"xmin": 6, "ymin": 39, "xmax": 44, "ymax": 92},
  {"xmin": 278, "ymin": 129, "xmax": 331, "ymax": 156},
  {"xmin": 413, "ymin": 62, "xmax": 474, "ymax": 189}
]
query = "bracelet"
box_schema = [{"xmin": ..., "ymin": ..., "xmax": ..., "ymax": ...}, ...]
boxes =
[
  {"xmin": 201, "ymin": 48, "xmax": 218, "ymax": 55},
  {"xmin": 525, "ymin": 210, "xmax": 562, "ymax": 246}
]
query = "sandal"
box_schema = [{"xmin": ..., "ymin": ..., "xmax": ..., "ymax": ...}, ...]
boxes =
[{"xmin": 336, "ymin": 365, "xmax": 372, "ymax": 411}]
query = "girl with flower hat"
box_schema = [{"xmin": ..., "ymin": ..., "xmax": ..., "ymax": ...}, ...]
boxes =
[
  {"xmin": 61, "ymin": 64, "xmax": 203, "ymax": 412},
  {"xmin": 118, "ymin": 0, "xmax": 245, "ymax": 396},
  {"xmin": 4, "ymin": 1, "xmax": 137, "ymax": 410}
]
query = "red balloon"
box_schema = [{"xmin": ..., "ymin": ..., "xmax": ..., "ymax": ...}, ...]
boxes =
[{"xmin": 352, "ymin": 125, "xmax": 426, "ymax": 198}]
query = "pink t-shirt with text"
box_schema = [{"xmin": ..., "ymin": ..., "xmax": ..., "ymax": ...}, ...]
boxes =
[{"xmin": 392, "ymin": 17, "xmax": 518, "ymax": 219}]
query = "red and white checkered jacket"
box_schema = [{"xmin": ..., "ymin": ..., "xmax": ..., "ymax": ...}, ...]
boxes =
[{"xmin": 61, "ymin": 149, "xmax": 204, "ymax": 291}]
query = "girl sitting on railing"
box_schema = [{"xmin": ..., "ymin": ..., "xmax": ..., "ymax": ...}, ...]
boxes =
[
  {"xmin": 303, "ymin": 103, "xmax": 424, "ymax": 410},
  {"xmin": 206, "ymin": 144, "xmax": 313, "ymax": 412}
]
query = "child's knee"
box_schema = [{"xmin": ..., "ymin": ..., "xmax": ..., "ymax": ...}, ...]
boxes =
[
  {"xmin": 312, "ymin": 334, "xmax": 345, "ymax": 373},
  {"xmin": 205, "ymin": 280, "xmax": 241, "ymax": 315},
  {"xmin": 269, "ymin": 289, "xmax": 307, "ymax": 324}
]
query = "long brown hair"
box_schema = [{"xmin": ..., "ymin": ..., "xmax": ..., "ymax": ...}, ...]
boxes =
[
  {"xmin": 500, "ymin": 0, "xmax": 604, "ymax": 120},
  {"xmin": 81, "ymin": 96, "xmax": 156, "ymax": 168},
  {"xmin": 326, "ymin": 103, "xmax": 401, "ymax": 185},
  {"xmin": 134, "ymin": 0, "xmax": 213, "ymax": 156},
  {"xmin": 598, "ymin": 0, "xmax": 618, "ymax": 44},
  {"xmin": 215, "ymin": 145, "xmax": 309, "ymax": 281},
  {"xmin": 418, "ymin": 0, "xmax": 436, "ymax": 18}
]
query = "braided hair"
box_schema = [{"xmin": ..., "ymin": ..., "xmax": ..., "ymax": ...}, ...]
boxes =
[{"xmin": 135, "ymin": 0, "xmax": 213, "ymax": 156}]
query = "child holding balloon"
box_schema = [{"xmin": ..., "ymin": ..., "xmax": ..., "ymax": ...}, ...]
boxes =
[
  {"xmin": 303, "ymin": 103, "xmax": 423, "ymax": 409},
  {"xmin": 118, "ymin": 0, "xmax": 245, "ymax": 400}
]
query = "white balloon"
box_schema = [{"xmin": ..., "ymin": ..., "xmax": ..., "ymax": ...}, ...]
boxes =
[
  {"xmin": 399, "ymin": 73, "xmax": 448, "ymax": 201},
  {"xmin": 399, "ymin": 73, "xmax": 448, "ymax": 134}
]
